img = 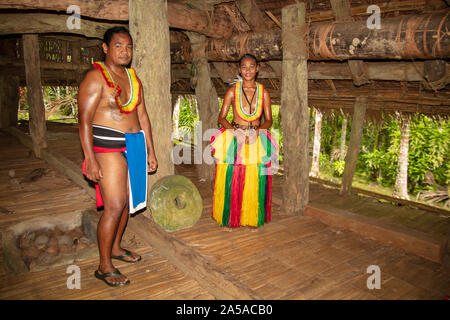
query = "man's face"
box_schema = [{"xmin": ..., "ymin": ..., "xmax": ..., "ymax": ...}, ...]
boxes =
[
  {"xmin": 103, "ymin": 33, "xmax": 133, "ymax": 67},
  {"xmin": 239, "ymin": 57, "xmax": 259, "ymax": 81}
]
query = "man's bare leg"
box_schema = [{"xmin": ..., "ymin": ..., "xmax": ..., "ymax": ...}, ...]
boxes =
[
  {"xmin": 95, "ymin": 152, "xmax": 129, "ymax": 285},
  {"xmin": 111, "ymin": 206, "xmax": 141, "ymax": 262}
]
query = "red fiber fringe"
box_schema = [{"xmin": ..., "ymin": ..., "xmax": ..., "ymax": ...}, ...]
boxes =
[{"xmin": 229, "ymin": 165, "xmax": 245, "ymax": 227}]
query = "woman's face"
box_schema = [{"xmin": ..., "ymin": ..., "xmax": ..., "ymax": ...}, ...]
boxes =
[{"xmin": 239, "ymin": 57, "xmax": 259, "ymax": 81}]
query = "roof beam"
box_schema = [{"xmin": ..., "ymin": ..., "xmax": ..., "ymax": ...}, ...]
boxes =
[{"xmin": 235, "ymin": 0, "xmax": 272, "ymax": 31}]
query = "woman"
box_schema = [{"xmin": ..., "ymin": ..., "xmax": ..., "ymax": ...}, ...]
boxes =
[{"xmin": 210, "ymin": 54, "xmax": 279, "ymax": 229}]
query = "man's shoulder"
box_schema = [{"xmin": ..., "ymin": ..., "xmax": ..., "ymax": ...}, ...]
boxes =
[{"xmin": 80, "ymin": 67, "xmax": 104, "ymax": 86}]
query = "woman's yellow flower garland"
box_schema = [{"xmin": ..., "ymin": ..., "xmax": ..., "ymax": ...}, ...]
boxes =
[{"xmin": 93, "ymin": 61, "xmax": 141, "ymax": 114}]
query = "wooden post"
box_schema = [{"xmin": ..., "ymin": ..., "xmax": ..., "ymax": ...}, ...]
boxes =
[
  {"xmin": 281, "ymin": 3, "xmax": 309, "ymax": 215},
  {"xmin": 70, "ymin": 40, "xmax": 82, "ymax": 84},
  {"xmin": 339, "ymin": 96, "xmax": 367, "ymax": 196},
  {"xmin": 0, "ymin": 74, "xmax": 19, "ymax": 129},
  {"xmin": 22, "ymin": 34, "xmax": 47, "ymax": 156},
  {"xmin": 187, "ymin": 32, "xmax": 219, "ymax": 185},
  {"xmin": 129, "ymin": 0, "xmax": 174, "ymax": 196},
  {"xmin": 330, "ymin": 0, "xmax": 352, "ymax": 21}
]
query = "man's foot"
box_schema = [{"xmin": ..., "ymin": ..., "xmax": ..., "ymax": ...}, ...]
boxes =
[
  {"xmin": 111, "ymin": 249, "xmax": 142, "ymax": 263},
  {"xmin": 94, "ymin": 268, "xmax": 130, "ymax": 287}
]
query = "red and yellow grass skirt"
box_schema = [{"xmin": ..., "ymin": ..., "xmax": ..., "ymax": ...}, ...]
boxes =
[{"xmin": 210, "ymin": 128, "xmax": 279, "ymax": 228}]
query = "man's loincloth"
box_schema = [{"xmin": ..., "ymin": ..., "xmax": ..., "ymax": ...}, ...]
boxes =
[{"xmin": 83, "ymin": 124, "xmax": 148, "ymax": 214}]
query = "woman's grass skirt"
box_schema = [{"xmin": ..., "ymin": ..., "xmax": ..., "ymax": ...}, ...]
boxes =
[{"xmin": 210, "ymin": 128, "xmax": 279, "ymax": 228}]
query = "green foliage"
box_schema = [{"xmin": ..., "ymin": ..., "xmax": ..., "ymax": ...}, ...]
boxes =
[
  {"xmin": 319, "ymin": 152, "xmax": 332, "ymax": 171},
  {"xmin": 357, "ymin": 115, "xmax": 449, "ymax": 194},
  {"xmin": 18, "ymin": 86, "xmax": 78, "ymax": 123},
  {"xmin": 332, "ymin": 160, "xmax": 345, "ymax": 177},
  {"xmin": 177, "ymin": 97, "xmax": 199, "ymax": 136},
  {"xmin": 271, "ymin": 105, "xmax": 283, "ymax": 161},
  {"xmin": 407, "ymin": 116, "xmax": 449, "ymax": 190}
]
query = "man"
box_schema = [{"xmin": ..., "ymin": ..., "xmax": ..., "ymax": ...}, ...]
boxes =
[{"xmin": 78, "ymin": 27, "xmax": 157, "ymax": 287}]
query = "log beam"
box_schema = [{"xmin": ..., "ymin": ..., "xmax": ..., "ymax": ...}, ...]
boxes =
[
  {"xmin": 1, "ymin": 0, "xmax": 429, "ymax": 25},
  {"xmin": 0, "ymin": 13, "xmax": 121, "ymax": 38},
  {"xmin": 281, "ymin": 3, "xmax": 309, "ymax": 215},
  {"xmin": 235, "ymin": 0, "xmax": 272, "ymax": 31},
  {"xmin": 0, "ymin": 1, "xmax": 233, "ymax": 39},
  {"xmin": 22, "ymin": 34, "xmax": 47, "ymax": 156},
  {"xmin": 340, "ymin": 97, "xmax": 367, "ymax": 196},
  {"xmin": 204, "ymin": 12, "xmax": 450, "ymax": 61},
  {"xmin": 331, "ymin": 0, "xmax": 370, "ymax": 86},
  {"xmin": 129, "ymin": 0, "xmax": 174, "ymax": 195},
  {"xmin": 1, "ymin": 55, "xmax": 444, "ymax": 83},
  {"xmin": 1, "ymin": 11, "xmax": 449, "ymax": 61}
]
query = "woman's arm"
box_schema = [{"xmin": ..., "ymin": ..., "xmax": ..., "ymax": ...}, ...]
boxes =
[
  {"xmin": 218, "ymin": 87, "xmax": 235, "ymax": 130},
  {"xmin": 258, "ymin": 88, "xmax": 273, "ymax": 132}
]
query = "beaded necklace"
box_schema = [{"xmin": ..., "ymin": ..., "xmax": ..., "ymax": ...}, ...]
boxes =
[
  {"xmin": 234, "ymin": 81, "xmax": 264, "ymax": 122},
  {"xmin": 93, "ymin": 61, "xmax": 141, "ymax": 114}
]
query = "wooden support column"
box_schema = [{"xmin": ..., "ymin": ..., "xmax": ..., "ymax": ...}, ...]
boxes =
[
  {"xmin": 22, "ymin": 34, "xmax": 47, "ymax": 156},
  {"xmin": 0, "ymin": 74, "xmax": 19, "ymax": 129},
  {"xmin": 339, "ymin": 96, "xmax": 367, "ymax": 196},
  {"xmin": 348, "ymin": 60, "xmax": 370, "ymax": 86},
  {"xmin": 187, "ymin": 32, "xmax": 219, "ymax": 184},
  {"xmin": 129, "ymin": 0, "xmax": 174, "ymax": 196},
  {"xmin": 281, "ymin": 3, "xmax": 309, "ymax": 215},
  {"xmin": 70, "ymin": 40, "xmax": 82, "ymax": 84}
]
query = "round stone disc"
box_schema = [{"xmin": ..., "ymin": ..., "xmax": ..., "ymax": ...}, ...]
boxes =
[{"xmin": 149, "ymin": 175, "xmax": 203, "ymax": 231}]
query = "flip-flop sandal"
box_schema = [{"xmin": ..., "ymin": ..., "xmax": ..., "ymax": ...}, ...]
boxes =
[
  {"xmin": 111, "ymin": 249, "xmax": 142, "ymax": 263},
  {"xmin": 94, "ymin": 269, "xmax": 130, "ymax": 287}
]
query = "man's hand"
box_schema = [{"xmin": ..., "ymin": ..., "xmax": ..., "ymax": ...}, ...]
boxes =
[
  {"xmin": 148, "ymin": 154, "xmax": 158, "ymax": 173},
  {"xmin": 85, "ymin": 158, "xmax": 103, "ymax": 183}
]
